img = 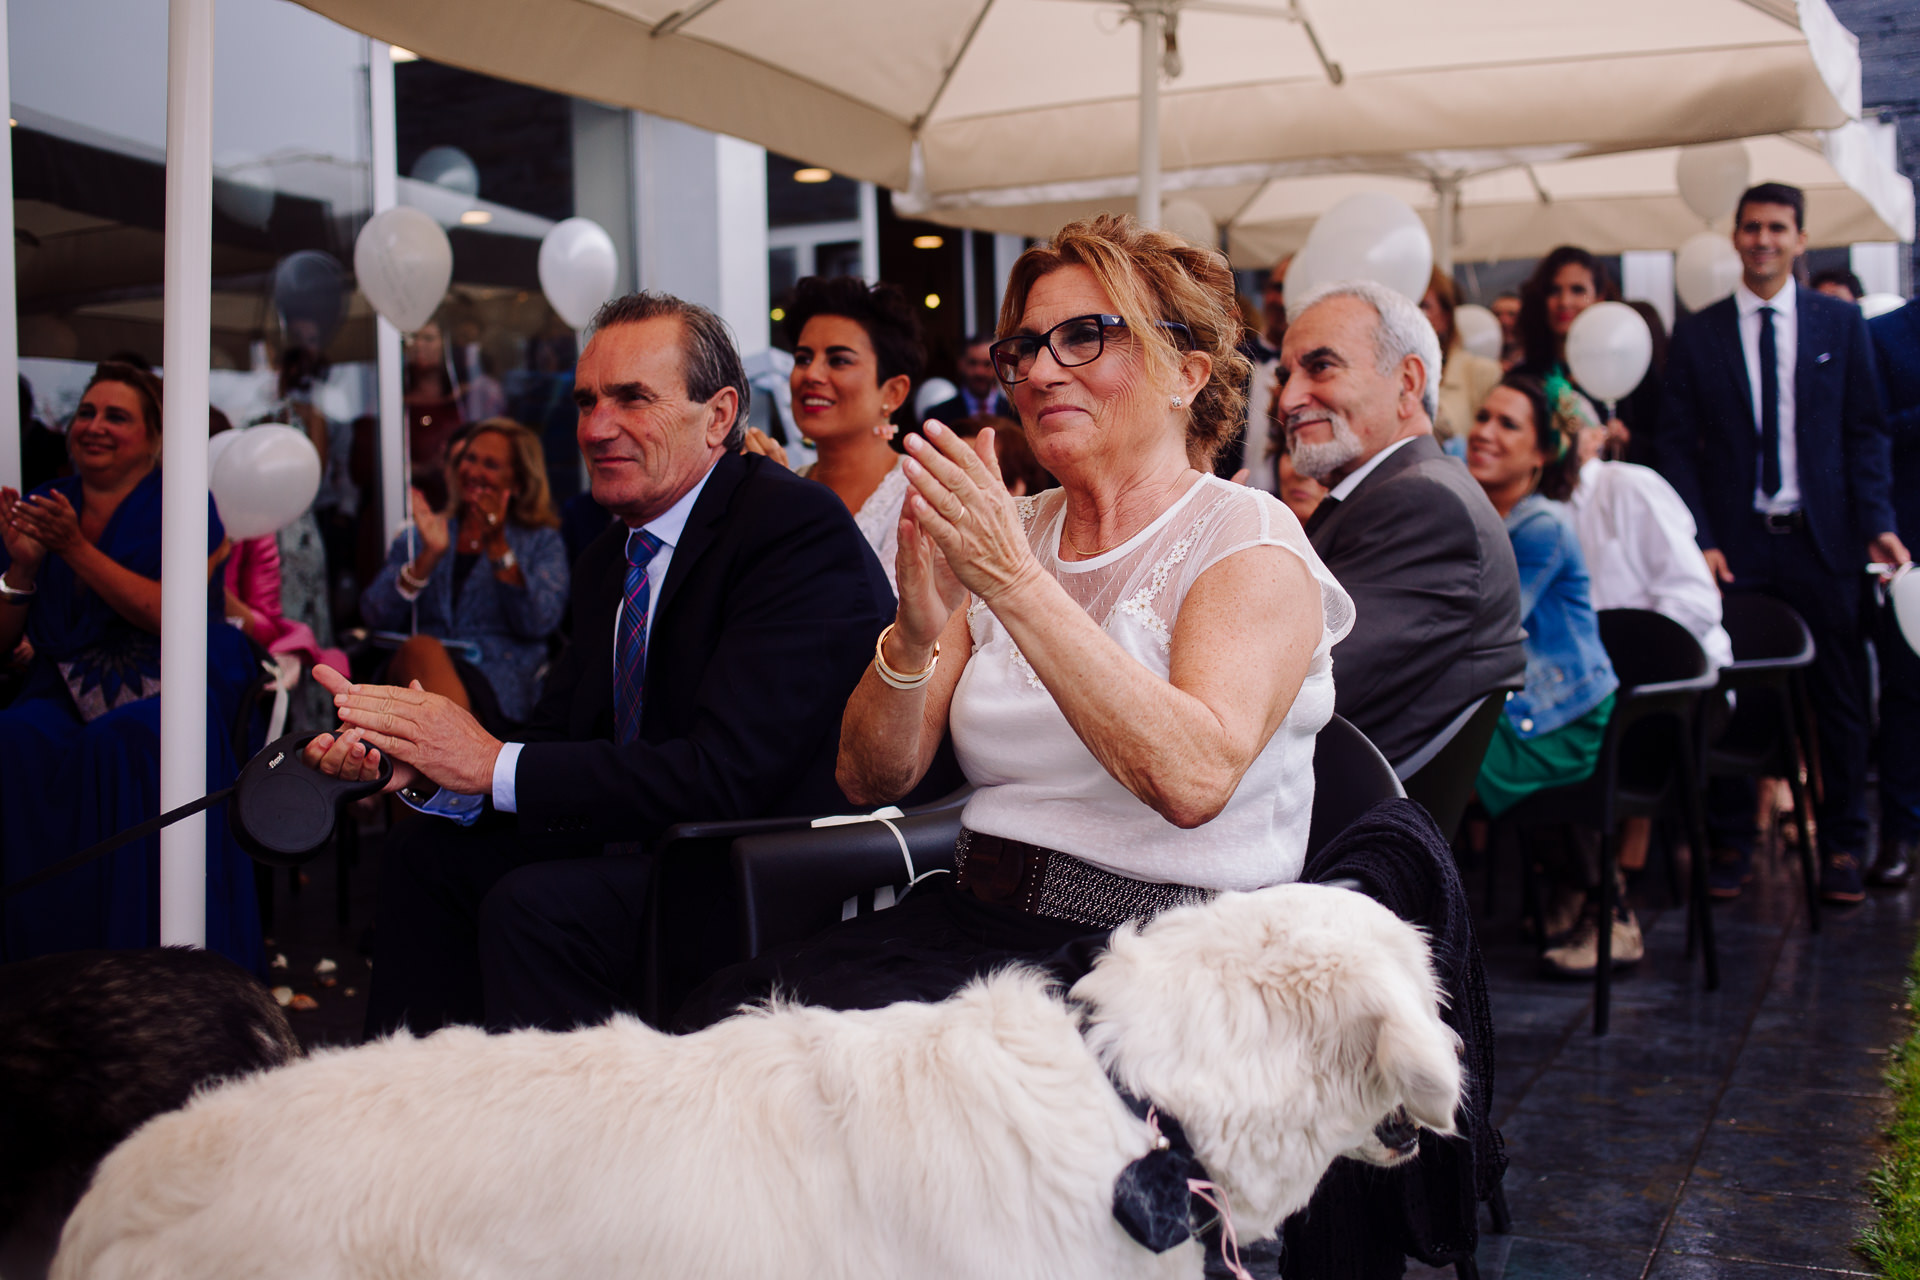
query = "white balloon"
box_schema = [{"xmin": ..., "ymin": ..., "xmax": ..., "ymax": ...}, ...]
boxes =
[
  {"xmin": 538, "ymin": 217, "xmax": 621, "ymax": 330},
  {"xmin": 1564, "ymin": 302, "xmax": 1652, "ymax": 404},
  {"xmin": 1454, "ymin": 304, "xmax": 1503, "ymax": 361},
  {"xmin": 914, "ymin": 377, "xmax": 957, "ymax": 419},
  {"xmin": 1675, "ymin": 231, "xmax": 1743, "ymax": 312},
  {"xmin": 1160, "ymin": 198, "xmax": 1218, "ymax": 249},
  {"xmin": 1861, "ymin": 292, "xmax": 1907, "ymax": 320},
  {"xmin": 1675, "ymin": 142, "xmax": 1751, "ymax": 223},
  {"xmin": 1281, "ymin": 242, "xmax": 1333, "ymax": 320},
  {"xmin": 211, "ymin": 425, "xmax": 322, "ymax": 540},
  {"xmin": 1299, "ymin": 192, "xmax": 1434, "ymax": 303},
  {"xmin": 208, "ymin": 428, "xmax": 243, "ymax": 473},
  {"xmin": 353, "ymin": 206, "xmax": 453, "ymax": 333}
]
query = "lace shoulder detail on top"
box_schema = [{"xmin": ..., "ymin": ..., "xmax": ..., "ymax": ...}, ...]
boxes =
[{"xmin": 1108, "ymin": 491, "xmax": 1238, "ymax": 647}]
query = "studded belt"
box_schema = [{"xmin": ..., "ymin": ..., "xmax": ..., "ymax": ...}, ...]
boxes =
[{"xmin": 954, "ymin": 828, "xmax": 1214, "ymax": 930}]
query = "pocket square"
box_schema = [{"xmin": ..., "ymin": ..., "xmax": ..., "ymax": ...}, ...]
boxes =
[{"xmin": 1817, "ymin": 352, "xmax": 1832, "ymax": 363}]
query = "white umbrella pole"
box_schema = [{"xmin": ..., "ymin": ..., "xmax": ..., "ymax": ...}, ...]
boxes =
[
  {"xmin": 1136, "ymin": 5, "xmax": 1163, "ymax": 228},
  {"xmin": 0, "ymin": 0, "xmax": 19, "ymax": 495},
  {"xmin": 159, "ymin": 0, "xmax": 215, "ymax": 948},
  {"xmin": 368, "ymin": 41, "xmax": 409, "ymax": 547},
  {"xmin": 1432, "ymin": 176, "xmax": 1457, "ymax": 276}
]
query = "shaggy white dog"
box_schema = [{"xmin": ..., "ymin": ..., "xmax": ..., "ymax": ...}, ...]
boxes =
[{"xmin": 53, "ymin": 883, "xmax": 1461, "ymax": 1280}]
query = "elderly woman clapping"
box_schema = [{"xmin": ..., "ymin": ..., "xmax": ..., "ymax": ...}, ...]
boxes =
[{"xmin": 680, "ymin": 215, "xmax": 1354, "ymax": 1022}]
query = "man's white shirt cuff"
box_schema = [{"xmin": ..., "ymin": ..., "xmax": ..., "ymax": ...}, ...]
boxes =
[{"xmin": 491, "ymin": 741, "xmax": 524, "ymax": 813}]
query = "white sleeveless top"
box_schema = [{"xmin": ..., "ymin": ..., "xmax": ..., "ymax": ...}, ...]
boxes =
[{"xmin": 949, "ymin": 475, "xmax": 1355, "ymax": 892}]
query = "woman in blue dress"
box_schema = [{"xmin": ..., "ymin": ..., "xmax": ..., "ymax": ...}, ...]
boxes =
[
  {"xmin": 0, "ymin": 363, "xmax": 262, "ymax": 968},
  {"xmin": 1466, "ymin": 372, "xmax": 1625, "ymax": 978}
]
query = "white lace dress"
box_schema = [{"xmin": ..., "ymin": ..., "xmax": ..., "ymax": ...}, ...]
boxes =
[
  {"xmin": 948, "ymin": 475, "xmax": 1355, "ymax": 891},
  {"xmin": 802, "ymin": 456, "xmax": 910, "ymax": 595}
]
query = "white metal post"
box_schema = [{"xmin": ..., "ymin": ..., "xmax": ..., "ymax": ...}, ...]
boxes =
[
  {"xmin": 0, "ymin": 0, "xmax": 19, "ymax": 494},
  {"xmin": 857, "ymin": 181, "xmax": 880, "ymax": 285},
  {"xmin": 1136, "ymin": 5, "xmax": 1163, "ymax": 228},
  {"xmin": 159, "ymin": 0, "xmax": 215, "ymax": 948},
  {"xmin": 368, "ymin": 40, "xmax": 406, "ymax": 544},
  {"xmin": 1432, "ymin": 175, "xmax": 1458, "ymax": 276}
]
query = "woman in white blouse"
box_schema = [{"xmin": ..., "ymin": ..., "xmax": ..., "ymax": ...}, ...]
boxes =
[
  {"xmin": 749, "ymin": 276, "xmax": 922, "ymax": 595},
  {"xmin": 679, "ymin": 215, "xmax": 1353, "ymax": 1023}
]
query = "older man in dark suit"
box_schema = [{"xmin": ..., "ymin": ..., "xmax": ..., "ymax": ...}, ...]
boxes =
[
  {"xmin": 1278, "ymin": 279, "xmax": 1525, "ymax": 772},
  {"xmin": 1868, "ymin": 297, "xmax": 1920, "ymax": 887},
  {"xmin": 1657, "ymin": 182, "xmax": 1908, "ymax": 903},
  {"xmin": 306, "ymin": 292, "xmax": 894, "ymax": 1034}
]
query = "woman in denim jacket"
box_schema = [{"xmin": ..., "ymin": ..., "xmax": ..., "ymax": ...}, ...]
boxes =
[
  {"xmin": 361, "ymin": 419, "xmax": 568, "ymax": 730},
  {"xmin": 1467, "ymin": 372, "xmax": 1626, "ymax": 976}
]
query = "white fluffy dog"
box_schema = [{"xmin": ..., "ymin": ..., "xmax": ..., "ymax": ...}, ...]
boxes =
[{"xmin": 53, "ymin": 883, "xmax": 1461, "ymax": 1280}]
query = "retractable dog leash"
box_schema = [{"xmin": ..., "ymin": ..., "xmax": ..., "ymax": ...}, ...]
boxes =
[{"xmin": 0, "ymin": 732, "xmax": 392, "ymax": 899}]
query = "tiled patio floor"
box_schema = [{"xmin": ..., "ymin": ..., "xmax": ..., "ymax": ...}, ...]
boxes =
[{"xmin": 1420, "ymin": 832, "xmax": 1913, "ymax": 1280}]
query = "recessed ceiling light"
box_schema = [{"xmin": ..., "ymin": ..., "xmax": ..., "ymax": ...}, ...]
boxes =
[
  {"xmin": 770, "ymin": 307, "xmax": 786, "ymax": 322},
  {"xmin": 924, "ymin": 293, "xmax": 941, "ymax": 309},
  {"xmin": 459, "ymin": 209, "xmax": 493, "ymax": 225},
  {"xmin": 6, "ymin": 119, "xmax": 14, "ymax": 128},
  {"xmin": 390, "ymin": 45, "xmax": 418, "ymax": 62},
  {"xmin": 793, "ymin": 168, "xmax": 831, "ymax": 184},
  {"xmin": 912, "ymin": 235, "xmax": 944, "ymax": 250}
]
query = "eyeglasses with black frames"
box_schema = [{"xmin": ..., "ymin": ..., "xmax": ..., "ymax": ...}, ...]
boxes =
[{"xmin": 989, "ymin": 313, "xmax": 1195, "ymax": 386}]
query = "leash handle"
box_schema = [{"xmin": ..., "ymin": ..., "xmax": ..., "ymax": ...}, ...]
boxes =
[{"xmin": 0, "ymin": 786, "xmax": 235, "ymax": 900}]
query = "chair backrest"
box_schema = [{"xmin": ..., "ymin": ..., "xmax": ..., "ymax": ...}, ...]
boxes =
[
  {"xmin": 1596, "ymin": 608, "xmax": 1708, "ymax": 689},
  {"xmin": 1401, "ymin": 691, "xmax": 1511, "ymax": 844},
  {"xmin": 1306, "ymin": 714, "xmax": 1406, "ymax": 861},
  {"xmin": 1720, "ymin": 594, "xmax": 1815, "ymax": 668}
]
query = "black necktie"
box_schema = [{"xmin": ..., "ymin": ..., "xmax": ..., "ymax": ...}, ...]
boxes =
[
  {"xmin": 1303, "ymin": 494, "xmax": 1340, "ymax": 536},
  {"xmin": 1758, "ymin": 306, "xmax": 1781, "ymax": 497}
]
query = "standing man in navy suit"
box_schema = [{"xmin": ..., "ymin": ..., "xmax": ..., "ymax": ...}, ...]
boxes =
[
  {"xmin": 1867, "ymin": 298, "xmax": 1920, "ymax": 887},
  {"xmin": 1657, "ymin": 182, "xmax": 1909, "ymax": 903},
  {"xmin": 922, "ymin": 335, "xmax": 1012, "ymax": 426}
]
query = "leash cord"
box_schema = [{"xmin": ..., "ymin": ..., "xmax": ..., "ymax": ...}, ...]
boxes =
[{"xmin": 0, "ymin": 787, "xmax": 235, "ymax": 900}]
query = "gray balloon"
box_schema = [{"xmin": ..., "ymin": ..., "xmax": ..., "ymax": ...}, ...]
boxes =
[
  {"xmin": 411, "ymin": 145, "xmax": 481, "ymax": 200},
  {"xmin": 272, "ymin": 251, "xmax": 350, "ymax": 353}
]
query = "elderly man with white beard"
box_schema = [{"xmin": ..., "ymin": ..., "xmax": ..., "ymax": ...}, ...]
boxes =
[{"xmin": 1277, "ymin": 280, "xmax": 1525, "ymax": 771}]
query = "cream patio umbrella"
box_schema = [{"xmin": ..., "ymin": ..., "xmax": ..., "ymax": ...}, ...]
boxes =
[
  {"xmin": 292, "ymin": 0, "xmax": 1864, "ymax": 234},
  {"xmin": 898, "ymin": 122, "xmax": 1915, "ymax": 268}
]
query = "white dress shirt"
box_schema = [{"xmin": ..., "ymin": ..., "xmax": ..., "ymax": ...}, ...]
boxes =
[
  {"xmin": 410, "ymin": 463, "xmax": 717, "ymax": 823},
  {"xmin": 1242, "ymin": 357, "xmax": 1281, "ymax": 493},
  {"xmin": 1733, "ymin": 280, "xmax": 1801, "ymax": 515},
  {"xmin": 1327, "ymin": 434, "xmax": 1420, "ymax": 502},
  {"xmin": 1568, "ymin": 459, "xmax": 1734, "ymax": 671}
]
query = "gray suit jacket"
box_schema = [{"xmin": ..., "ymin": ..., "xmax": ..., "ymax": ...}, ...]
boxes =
[{"xmin": 1307, "ymin": 434, "xmax": 1526, "ymax": 768}]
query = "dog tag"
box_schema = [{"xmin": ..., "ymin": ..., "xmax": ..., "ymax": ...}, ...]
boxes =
[{"xmin": 231, "ymin": 733, "xmax": 393, "ymax": 867}]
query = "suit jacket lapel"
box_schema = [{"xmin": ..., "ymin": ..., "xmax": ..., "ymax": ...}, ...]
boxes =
[
  {"xmin": 1711, "ymin": 301, "xmax": 1751, "ymax": 427},
  {"xmin": 654, "ymin": 451, "xmax": 746, "ymax": 626},
  {"xmin": 1793, "ymin": 284, "xmax": 1827, "ymax": 437}
]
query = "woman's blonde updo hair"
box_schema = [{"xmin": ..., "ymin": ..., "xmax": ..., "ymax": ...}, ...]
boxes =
[{"xmin": 997, "ymin": 214, "xmax": 1250, "ymax": 467}]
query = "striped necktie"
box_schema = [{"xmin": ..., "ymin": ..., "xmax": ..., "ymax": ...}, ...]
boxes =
[{"xmin": 614, "ymin": 528, "xmax": 664, "ymax": 746}]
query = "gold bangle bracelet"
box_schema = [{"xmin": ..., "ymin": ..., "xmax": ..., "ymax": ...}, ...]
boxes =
[{"xmin": 874, "ymin": 622, "xmax": 938, "ymax": 691}]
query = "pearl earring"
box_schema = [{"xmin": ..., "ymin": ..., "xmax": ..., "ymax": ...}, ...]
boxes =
[{"xmin": 1170, "ymin": 395, "xmax": 1184, "ymax": 408}]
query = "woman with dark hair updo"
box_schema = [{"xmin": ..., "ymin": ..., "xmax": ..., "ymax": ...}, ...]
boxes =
[
  {"xmin": 1517, "ymin": 245, "xmax": 1663, "ymax": 465},
  {"xmin": 743, "ymin": 276, "xmax": 925, "ymax": 594},
  {"xmin": 1466, "ymin": 372, "xmax": 1627, "ymax": 977},
  {"xmin": 681, "ymin": 213, "xmax": 1352, "ymax": 1024}
]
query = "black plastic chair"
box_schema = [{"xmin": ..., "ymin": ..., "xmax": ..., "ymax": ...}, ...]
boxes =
[
  {"xmin": 731, "ymin": 788, "xmax": 973, "ymax": 959},
  {"xmin": 1400, "ymin": 691, "xmax": 1514, "ymax": 845},
  {"xmin": 1701, "ymin": 594, "xmax": 1820, "ymax": 932},
  {"xmin": 1307, "ymin": 713, "xmax": 1406, "ymax": 861},
  {"xmin": 1497, "ymin": 609, "xmax": 1721, "ymax": 1035},
  {"xmin": 726, "ymin": 714, "xmax": 1401, "ymax": 965}
]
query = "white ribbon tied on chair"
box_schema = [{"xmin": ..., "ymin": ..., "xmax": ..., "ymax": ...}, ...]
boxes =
[{"xmin": 814, "ymin": 806, "xmax": 949, "ymax": 921}]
